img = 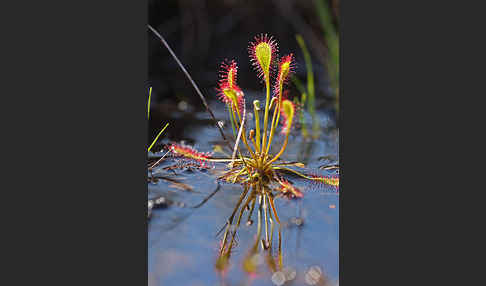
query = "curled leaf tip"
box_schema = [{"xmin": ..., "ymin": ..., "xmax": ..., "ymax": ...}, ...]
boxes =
[
  {"xmin": 274, "ymin": 54, "xmax": 295, "ymax": 98},
  {"xmin": 248, "ymin": 34, "xmax": 278, "ymax": 81},
  {"xmin": 217, "ymin": 59, "xmax": 244, "ymax": 113},
  {"xmin": 219, "ymin": 59, "xmax": 238, "ymax": 90},
  {"xmin": 253, "ymin": 99, "xmax": 261, "ymax": 111}
]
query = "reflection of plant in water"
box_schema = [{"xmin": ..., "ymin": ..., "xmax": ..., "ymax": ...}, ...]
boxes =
[{"xmin": 215, "ymin": 187, "xmax": 284, "ymax": 276}]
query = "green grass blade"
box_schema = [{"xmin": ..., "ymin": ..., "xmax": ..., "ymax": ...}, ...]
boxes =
[
  {"xmin": 296, "ymin": 34, "xmax": 319, "ymax": 138},
  {"xmin": 314, "ymin": 0, "xmax": 339, "ymax": 114},
  {"xmin": 296, "ymin": 34, "xmax": 315, "ymax": 113},
  {"xmin": 148, "ymin": 87, "xmax": 152, "ymax": 119},
  {"xmin": 148, "ymin": 122, "xmax": 169, "ymax": 152}
]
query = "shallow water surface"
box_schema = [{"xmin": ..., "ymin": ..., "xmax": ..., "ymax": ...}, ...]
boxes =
[{"xmin": 148, "ymin": 93, "xmax": 339, "ymax": 286}]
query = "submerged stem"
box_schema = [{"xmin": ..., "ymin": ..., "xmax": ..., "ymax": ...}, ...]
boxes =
[
  {"xmin": 268, "ymin": 204, "xmax": 274, "ymax": 248},
  {"xmin": 268, "ymin": 193, "xmax": 281, "ymax": 224},
  {"xmin": 246, "ymin": 196, "xmax": 257, "ymax": 224},
  {"xmin": 220, "ymin": 186, "xmax": 250, "ymax": 254},
  {"xmin": 229, "ymin": 188, "xmax": 255, "ymax": 246},
  {"xmin": 263, "ymin": 189, "xmax": 269, "ymax": 247},
  {"xmin": 278, "ymin": 226, "xmax": 282, "ymax": 269},
  {"xmin": 255, "ymin": 195, "xmax": 263, "ymax": 251}
]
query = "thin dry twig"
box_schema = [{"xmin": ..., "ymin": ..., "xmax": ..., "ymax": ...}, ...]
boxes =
[
  {"xmin": 148, "ymin": 150, "xmax": 171, "ymax": 170},
  {"xmin": 230, "ymin": 103, "xmax": 246, "ymax": 167},
  {"xmin": 148, "ymin": 25, "xmax": 233, "ymax": 151}
]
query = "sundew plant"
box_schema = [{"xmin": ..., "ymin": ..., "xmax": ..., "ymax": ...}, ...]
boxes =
[
  {"xmin": 148, "ymin": 26, "xmax": 339, "ymax": 275},
  {"xmin": 162, "ymin": 34, "xmax": 338, "ymax": 269}
]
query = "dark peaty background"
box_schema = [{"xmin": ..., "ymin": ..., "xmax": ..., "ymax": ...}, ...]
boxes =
[{"xmin": 148, "ymin": 0, "xmax": 339, "ymax": 142}]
